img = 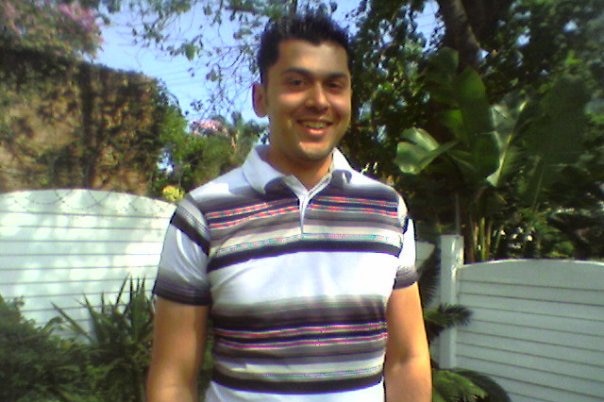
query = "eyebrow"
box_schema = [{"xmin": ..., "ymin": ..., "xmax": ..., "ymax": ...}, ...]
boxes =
[{"xmin": 281, "ymin": 67, "xmax": 350, "ymax": 81}]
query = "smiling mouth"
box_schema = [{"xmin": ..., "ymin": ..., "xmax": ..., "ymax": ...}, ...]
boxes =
[{"xmin": 299, "ymin": 120, "xmax": 331, "ymax": 129}]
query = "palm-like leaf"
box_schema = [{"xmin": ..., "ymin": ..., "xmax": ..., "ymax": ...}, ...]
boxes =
[
  {"xmin": 424, "ymin": 304, "xmax": 472, "ymax": 344},
  {"xmin": 457, "ymin": 369, "xmax": 512, "ymax": 402},
  {"xmin": 53, "ymin": 276, "xmax": 154, "ymax": 402},
  {"xmin": 432, "ymin": 368, "xmax": 487, "ymax": 402},
  {"xmin": 516, "ymin": 75, "xmax": 590, "ymax": 209}
]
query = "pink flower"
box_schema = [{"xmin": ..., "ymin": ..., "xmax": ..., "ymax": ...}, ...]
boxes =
[
  {"xmin": 190, "ymin": 119, "xmax": 229, "ymax": 137},
  {"xmin": 1, "ymin": 1, "xmax": 20, "ymax": 35},
  {"xmin": 58, "ymin": 1, "xmax": 99, "ymax": 34}
]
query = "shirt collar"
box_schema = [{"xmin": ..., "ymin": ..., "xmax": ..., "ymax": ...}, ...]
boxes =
[{"xmin": 242, "ymin": 145, "xmax": 353, "ymax": 194}]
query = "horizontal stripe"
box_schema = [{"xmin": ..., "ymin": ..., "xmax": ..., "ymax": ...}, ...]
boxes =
[
  {"xmin": 210, "ymin": 215, "xmax": 300, "ymax": 245},
  {"xmin": 213, "ymin": 295, "xmax": 385, "ymax": 326},
  {"xmin": 213, "ymin": 338, "xmax": 387, "ymax": 359},
  {"xmin": 214, "ymin": 322, "xmax": 386, "ymax": 340},
  {"xmin": 304, "ymin": 211, "xmax": 399, "ymax": 226},
  {"xmin": 211, "ymin": 296, "xmax": 387, "ymax": 361},
  {"xmin": 208, "ymin": 203, "xmax": 298, "ymax": 229},
  {"xmin": 309, "ymin": 201, "xmax": 396, "ymax": 215},
  {"xmin": 212, "ymin": 231, "xmax": 400, "ymax": 257},
  {"xmin": 313, "ymin": 194, "xmax": 396, "ymax": 207},
  {"xmin": 308, "ymin": 203, "xmax": 396, "ymax": 216},
  {"xmin": 212, "ymin": 369, "xmax": 382, "ymax": 394},
  {"xmin": 217, "ymin": 333, "xmax": 387, "ymax": 350},
  {"xmin": 320, "ymin": 183, "xmax": 397, "ymax": 197},
  {"xmin": 214, "ymin": 315, "xmax": 386, "ymax": 333},
  {"xmin": 214, "ymin": 349, "xmax": 385, "ymax": 367},
  {"xmin": 216, "ymin": 363, "xmax": 382, "ymax": 382},
  {"xmin": 152, "ymin": 275, "xmax": 211, "ymax": 305},
  {"xmin": 208, "ymin": 240, "xmax": 401, "ymax": 272}
]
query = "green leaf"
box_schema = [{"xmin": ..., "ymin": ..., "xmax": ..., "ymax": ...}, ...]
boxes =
[
  {"xmin": 426, "ymin": 48, "xmax": 458, "ymax": 86},
  {"xmin": 425, "ymin": 48, "xmax": 458, "ymax": 106},
  {"xmin": 395, "ymin": 142, "xmax": 431, "ymax": 174},
  {"xmin": 454, "ymin": 67, "xmax": 494, "ymax": 143},
  {"xmin": 456, "ymin": 369, "xmax": 512, "ymax": 402},
  {"xmin": 401, "ymin": 127, "xmax": 441, "ymax": 150},
  {"xmin": 487, "ymin": 134, "xmax": 520, "ymax": 188},
  {"xmin": 516, "ymin": 75, "xmax": 590, "ymax": 207},
  {"xmin": 395, "ymin": 128, "xmax": 457, "ymax": 175},
  {"xmin": 432, "ymin": 369, "xmax": 487, "ymax": 402},
  {"xmin": 471, "ymin": 130, "xmax": 502, "ymax": 179},
  {"xmin": 183, "ymin": 43, "xmax": 197, "ymax": 60},
  {"xmin": 439, "ymin": 110, "xmax": 464, "ymax": 139}
]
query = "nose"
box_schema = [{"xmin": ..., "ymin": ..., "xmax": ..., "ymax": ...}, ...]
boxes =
[{"xmin": 305, "ymin": 83, "xmax": 329, "ymax": 111}]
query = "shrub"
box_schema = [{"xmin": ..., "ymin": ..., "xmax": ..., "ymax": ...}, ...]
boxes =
[
  {"xmin": 54, "ymin": 277, "xmax": 154, "ymax": 402},
  {"xmin": 0, "ymin": 295, "xmax": 86, "ymax": 402}
]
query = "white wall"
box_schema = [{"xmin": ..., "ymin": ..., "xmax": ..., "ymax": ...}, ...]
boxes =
[
  {"xmin": 0, "ymin": 189, "xmax": 175, "ymax": 328},
  {"xmin": 439, "ymin": 236, "xmax": 604, "ymax": 402}
]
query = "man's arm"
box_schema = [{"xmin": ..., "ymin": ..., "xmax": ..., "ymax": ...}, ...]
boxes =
[
  {"xmin": 384, "ymin": 283, "xmax": 432, "ymax": 402},
  {"xmin": 147, "ymin": 297, "xmax": 210, "ymax": 402}
]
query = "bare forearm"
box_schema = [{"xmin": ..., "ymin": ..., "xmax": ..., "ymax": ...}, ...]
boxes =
[
  {"xmin": 146, "ymin": 372, "xmax": 198, "ymax": 402},
  {"xmin": 146, "ymin": 299, "xmax": 208, "ymax": 402},
  {"xmin": 384, "ymin": 355, "xmax": 432, "ymax": 402}
]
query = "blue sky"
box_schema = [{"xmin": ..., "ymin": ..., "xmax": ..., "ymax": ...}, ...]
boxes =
[{"xmin": 95, "ymin": 2, "xmax": 439, "ymax": 124}]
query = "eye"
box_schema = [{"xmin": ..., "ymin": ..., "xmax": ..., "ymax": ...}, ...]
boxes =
[
  {"xmin": 326, "ymin": 80, "xmax": 346, "ymax": 92},
  {"xmin": 284, "ymin": 75, "xmax": 307, "ymax": 89}
]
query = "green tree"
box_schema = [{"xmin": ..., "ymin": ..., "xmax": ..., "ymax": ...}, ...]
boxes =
[
  {"xmin": 153, "ymin": 108, "xmax": 265, "ymax": 196},
  {"xmin": 342, "ymin": 0, "xmax": 604, "ymax": 259},
  {"xmin": 395, "ymin": 48, "xmax": 598, "ymax": 261}
]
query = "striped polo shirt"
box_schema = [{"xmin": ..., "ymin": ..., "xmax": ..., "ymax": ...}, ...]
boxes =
[{"xmin": 153, "ymin": 145, "xmax": 417, "ymax": 402}]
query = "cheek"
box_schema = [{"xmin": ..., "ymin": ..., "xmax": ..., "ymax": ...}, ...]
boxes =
[
  {"xmin": 277, "ymin": 93, "xmax": 306, "ymax": 110},
  {"xmin": 332, "ymin": 98, "xmax": 352, "ymax": 119}
]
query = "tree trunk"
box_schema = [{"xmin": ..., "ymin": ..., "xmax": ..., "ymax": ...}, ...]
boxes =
[{"xmin": 436, "ymin": 0, "xmax": 482, "ymax": 69}]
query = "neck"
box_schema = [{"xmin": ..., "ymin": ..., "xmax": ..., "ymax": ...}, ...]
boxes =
[{"xmin": 261, "ymin": 148, "xmax": 332, "ymax": 190}]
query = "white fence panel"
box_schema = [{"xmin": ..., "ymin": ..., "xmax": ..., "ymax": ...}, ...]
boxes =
[
  {"xmin": 0, "ymin": 189, "xmax": 175, "ymax": 329},
  {"xmin": 439, "ymin": 236, "xmax": 604, "ymax": 402}
]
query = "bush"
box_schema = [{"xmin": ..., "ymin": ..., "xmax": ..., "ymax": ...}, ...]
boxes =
[
  {"xmin": 2, "ymin": 278, "xmax": 214, "ymax": 402},
  {"xmin": 0, "ymin": 295, "xmax": 86, "ymax": 402},
  {"xmin": 54, "ymin": 277, "xmax": 154, "ymax": 402}
]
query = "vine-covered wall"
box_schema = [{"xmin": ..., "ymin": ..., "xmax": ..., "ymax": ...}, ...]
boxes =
[{"xmin": 0, "ymin": 46, "xmax": 167, "ymax": 195}]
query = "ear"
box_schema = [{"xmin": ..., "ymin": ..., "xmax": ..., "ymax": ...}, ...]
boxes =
[{"xmin": 252, "ymin": 82, "xmax": 267, "ymax": 117}]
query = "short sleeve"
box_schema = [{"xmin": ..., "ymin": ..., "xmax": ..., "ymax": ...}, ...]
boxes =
[
  {"xmin": 393, "ymin": 196, "xmax": 418, "ymax": 289},
  {"xmin": 152, "ymin": 197, "xmax": 212, "ymax": 305}
]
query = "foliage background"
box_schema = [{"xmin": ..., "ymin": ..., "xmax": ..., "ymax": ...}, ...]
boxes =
[{"xmin": 0, "ymin": 45, "xmax": 171, "ymax": 194}]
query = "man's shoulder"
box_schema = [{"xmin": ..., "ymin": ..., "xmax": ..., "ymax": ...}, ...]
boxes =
[
  {"xmin": 187, "ymin": 165, "xmax": 251, "ymax": 204},
  {"xmin": 346, "ymin": 169, "xmax": 400, "ymax": 197}
]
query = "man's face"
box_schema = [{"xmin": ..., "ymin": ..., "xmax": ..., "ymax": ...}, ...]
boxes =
[{"xmin": 253, "ymin": 39, "xmax": 352, "ymax": 181}]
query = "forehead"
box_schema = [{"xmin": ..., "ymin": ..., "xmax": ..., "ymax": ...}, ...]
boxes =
[{"xmin": 269, "ymin": 39, "xmax": 350, "ymax": 77}]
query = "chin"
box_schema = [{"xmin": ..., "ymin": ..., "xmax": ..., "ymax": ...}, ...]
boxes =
[{"xmin": 298, "ymin": 146, "xmax": 334, "ymax": 162}]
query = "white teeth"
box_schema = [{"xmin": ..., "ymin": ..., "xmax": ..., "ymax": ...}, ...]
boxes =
[{"xmin": 302, "ymin": 121, "xmax": 328, "ymax": 129}]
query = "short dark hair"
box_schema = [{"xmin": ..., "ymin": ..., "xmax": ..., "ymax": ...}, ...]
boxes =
[{"xmin": 256, "ymin": 11, "xmax": 352, "ymax": 83}]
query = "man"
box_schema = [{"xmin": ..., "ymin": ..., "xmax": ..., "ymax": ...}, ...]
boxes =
[{"xmin": 147, "ymin": 11, "xmax": 431, "ymax": 402}]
